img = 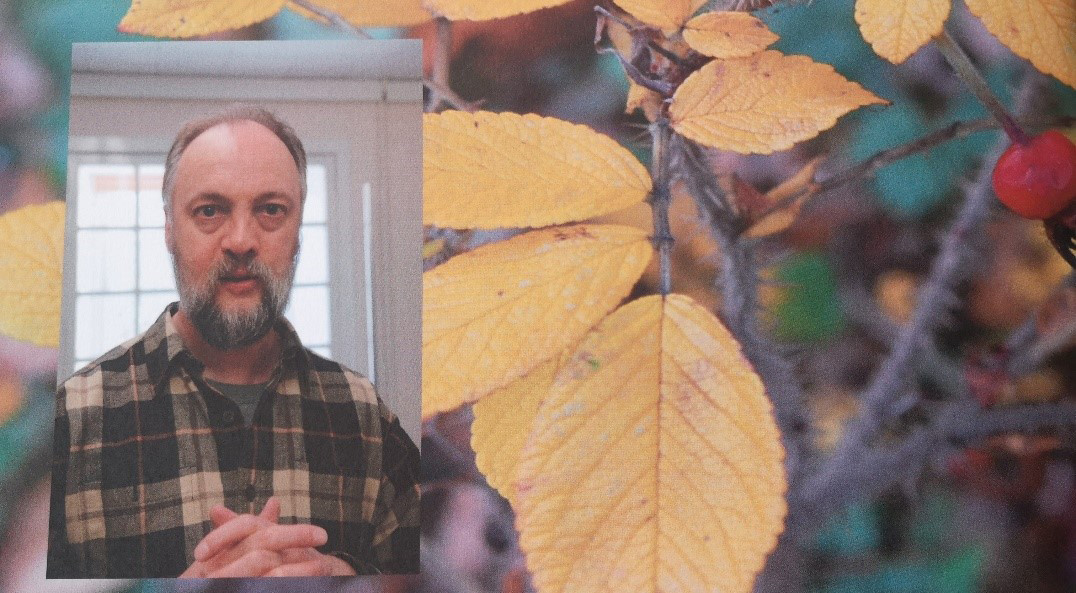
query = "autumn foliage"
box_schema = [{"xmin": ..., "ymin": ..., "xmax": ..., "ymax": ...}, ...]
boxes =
[{"xmin": 1, "ymin": 0, "xmax": 1075, "ymax": 591}]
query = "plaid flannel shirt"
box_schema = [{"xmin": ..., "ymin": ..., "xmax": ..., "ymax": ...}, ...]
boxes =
[{"xmin": 47, "ymin": 303, "xmax": 420, "ymax": 578}]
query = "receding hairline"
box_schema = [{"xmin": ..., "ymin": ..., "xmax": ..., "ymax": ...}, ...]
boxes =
[{"xmin": 162, "ymin": 107, "xmax": 307, "ymax": 215}]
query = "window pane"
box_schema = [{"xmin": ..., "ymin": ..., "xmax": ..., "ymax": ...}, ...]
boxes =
[
  {"xmin": 138, "ymin": 164, "xmax": 166, "ymax": 227},
  {"xmin": 295, "ymin": 225, "xmax": 328, "ymax": 285},
  {"xmin": 139, "ymin": 229, "xmax": 176, "ymax": 291},
  {"xmin": 304, "ymin": 164, "xmax": 327, "ymax": 223},
  {"xmin": 285, "ymin": 285, "xmax": 330, "ymax": 347},
  {"xmin": 77, "ymin": 164, "xmax": 137, "ymax": 228},
  {"xmin": 76, "ymin": 293, "xmax": 136, "ymax": 360},
  {"xmin": 139, "ymin": 291, "xmax": 179, "ymax": 333},
  {"xmin": 77, "ymin": 229, "xmax": 136, "ymax": 293},
  {"xmin": 311, "ymin": 346, "xmax": 331, "ymax": 358}
]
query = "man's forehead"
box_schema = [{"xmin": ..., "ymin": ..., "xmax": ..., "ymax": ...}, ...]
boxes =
[{"xmin": 172, "ymin": 120, "xmax": 302, "ymax": 197}]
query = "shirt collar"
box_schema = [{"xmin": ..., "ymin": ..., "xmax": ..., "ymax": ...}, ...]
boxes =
[{"xmin": 144, "ymin": 302, "xmax": 306, "ymax": 386}]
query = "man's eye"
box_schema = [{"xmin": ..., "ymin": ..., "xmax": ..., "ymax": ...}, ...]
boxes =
[
  {"xmin": 262, "ymin": 204, "xmax": 286, "ymax": 216},
  {"xmin": 195, "ymin": 205, "xmax": 220, "ymax": 217}
]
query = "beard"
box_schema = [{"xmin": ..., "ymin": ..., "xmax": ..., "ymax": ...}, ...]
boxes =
[{"xmin": 172, "ymin": 249, "xmax": 298, "ymax": 351}]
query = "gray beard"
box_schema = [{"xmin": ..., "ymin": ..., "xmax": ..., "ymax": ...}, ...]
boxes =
[{"xmin": 174, "ymin": 253, "xmax": 295, "ymax": 351}]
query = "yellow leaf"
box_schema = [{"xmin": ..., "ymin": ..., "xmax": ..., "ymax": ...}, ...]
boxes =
[
  {"xmin": 854, "ymin": 0, "xmax": 949, "ymax": 64},
  {"xmin": 683, "ymin": 12, "xmax": 779, "ymax": 59},
  {"xmin": 0, "ymin": 201, "xmax": 65, "ymax": 348},
  {"xmin": 613, "ymin": 0, "xmax": 707, "ymax": 33},
  {"xmin": 423, "ymin": 0, "xmax": 574, "ymax": 21},
  {"xmin": 422, "ymin": 238, "xmax": 447, "ymax": 260},
  {"xmin": 626, "ymin": 81, "xmax": 663, "ymax": 121},
  {"xmin": 423, "ymin": 224, "xmax": 652, "ymax": 418},
  {"xmin": 670, "ymin": 50, "xmax": 887, "ymax": 154},
  {"xmin": 745, "ymin": 156, "xmax": 823, "ymax": 238},
  {"xmin": 965, "ymin": 0, "xmax": 1076, "ymax": 89},
  {"xmin": 424, "ymin": 111, "xmax": 652, "ymax": 229},
  {"xmin": 287, "ymin": 0, "xmax": 432, "ymax": 26},
  {"xmin": 118, "ymin": 0, "xmax": 285, "ymax": 38},
  {"xmin": 516, "ymin": 294, "xmax": 787, "ymax": 593},
  {"xmin": 472, "ymin": 351, "xmax": 567, "ymax": 503}
]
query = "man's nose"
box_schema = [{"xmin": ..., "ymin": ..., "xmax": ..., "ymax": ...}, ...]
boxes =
[{"xmin": 220, "ymin": 212, "xmax": 258, "ymax": 257}]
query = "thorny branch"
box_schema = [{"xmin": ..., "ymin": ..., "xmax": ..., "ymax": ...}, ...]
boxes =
[
  {"xmin": 806, "ymin": 71, "xmax": 1047, "ymax": 507},
  {"xmin": 650, "ymin": 119, "xmax": 675, "ymax": 295},
  {"xmin": 673, "ymin": 134, "xmax": 813, "ymax": 478}
]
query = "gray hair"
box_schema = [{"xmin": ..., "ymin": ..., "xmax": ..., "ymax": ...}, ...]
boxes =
[{"xmin": 161, "ymin": 106, "xmax": 307, "ymax": 216}]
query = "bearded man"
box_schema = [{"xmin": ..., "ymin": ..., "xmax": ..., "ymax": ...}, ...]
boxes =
[{"xmin": 47, "ymin": 108, "xmax": 420, "ymax": 578}]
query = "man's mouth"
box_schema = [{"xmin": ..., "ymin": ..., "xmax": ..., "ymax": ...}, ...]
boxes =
[{"xmin": 218, "ymin": 271, "xmax": 261, "ymax": 293}]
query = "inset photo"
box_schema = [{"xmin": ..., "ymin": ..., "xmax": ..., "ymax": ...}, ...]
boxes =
[{"xmin": 49, "ymin": 39, "xmax": 422, "ymax": 578}]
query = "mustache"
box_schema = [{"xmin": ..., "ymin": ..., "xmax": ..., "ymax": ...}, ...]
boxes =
[{"xmin": 207, "ymin": 253, "xmax": 275, "ymax": 286}]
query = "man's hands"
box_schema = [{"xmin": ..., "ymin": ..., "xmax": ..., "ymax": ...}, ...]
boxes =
[{"xmin": 180, "ymin": 497, "xmax": 357, "ymax": 577}]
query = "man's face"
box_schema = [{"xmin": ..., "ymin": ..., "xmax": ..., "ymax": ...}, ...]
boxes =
[{"xmin": 166, "ymin": 120, "xmax": 303, "ymax": 350}]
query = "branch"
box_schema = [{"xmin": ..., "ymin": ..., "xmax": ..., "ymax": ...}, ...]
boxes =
[
  {"xmin": 934, "ymin": 27, "xmax": 1028, "ymax": 144},
  {"xmin": 814, "ymin": 118, "xmax": 996, "ymax": 197},
  {"xmin": 650, "ymin": 119, "xmax": 674, "ymax": 294},
  {"xmin": 672, "ymin": 134, "xmax": 813, "ymax": 477},
  {"xmin": 807, "ymin": 71, "xmax": 1047, "ymax": 503},
  {"xmin": 798, "ymin": 398, "xmax": 1076, "ymax": 523}
]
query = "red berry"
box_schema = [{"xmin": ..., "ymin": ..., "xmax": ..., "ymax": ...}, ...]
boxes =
[{"xmin": 991, "ymin": 130, "xmax": 1076, "ymax": 220}]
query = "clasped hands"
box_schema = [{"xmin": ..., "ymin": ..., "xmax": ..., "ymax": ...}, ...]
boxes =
[{"xmin": 180, "ymin": 497, "xmax": 356, "ymax": 577}]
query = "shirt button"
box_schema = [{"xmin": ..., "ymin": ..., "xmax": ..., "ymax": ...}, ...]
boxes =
[
  {"xmin": 222, "ymin": 411, "xmax": 235, "ymax": 424},
  {"xmin": 245, "ymin": 484, "xmax": 256, "ymax": 502}
]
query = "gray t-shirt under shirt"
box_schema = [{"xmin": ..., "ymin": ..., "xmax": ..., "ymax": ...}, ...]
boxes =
[{"xmin": 205, "ymin": 378, "xmax": 268, "ymax": 426}]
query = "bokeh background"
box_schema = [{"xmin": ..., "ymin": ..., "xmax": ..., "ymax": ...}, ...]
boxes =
[{"xmin": 1, "ymin": 0, "xmax": 1075, "ymax": 592}]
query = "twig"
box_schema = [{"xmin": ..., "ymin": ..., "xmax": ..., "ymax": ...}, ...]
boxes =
[
  {"xmin": 798, "ymin": 398, "xmax": 1076, "ymax": 523},
  {"xmin": 1004, "ymin": 271, "xmax": 1076, "ymax": 376},
  {"xmin": 814, "ymin": 118, "xmax": 996, "ymax": 196},
  {"xmin": 290, "ymin": 0, "xmax": 371, "ymax": 38},
  {"xmin": 934, "ymin": 27, "xmax": 1029, "ymax": 144},
  {"xmin": 650, "ymin": 120, "xmax": 675, "ymax": 294}
]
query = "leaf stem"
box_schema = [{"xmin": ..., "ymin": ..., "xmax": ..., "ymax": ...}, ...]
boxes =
[
  {"xmin": 650, "ymin": 119, "xmax": 674, "ymax": 295},
  {"xmin": 934, "ymin": 28, "xmax": 1030, "ymax": 145},
  {"xmin": 290, "ymin": 0, "xmax": 371, "ymax": 37}
]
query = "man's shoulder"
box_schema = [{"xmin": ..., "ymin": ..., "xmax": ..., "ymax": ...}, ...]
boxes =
[
  {"xmin": 298, "ymin": 349, "xmax": 399, "ymax": 421},
  {"xmin": 59, "ymin": 332, "xmax": 156, "ymax": 407}
]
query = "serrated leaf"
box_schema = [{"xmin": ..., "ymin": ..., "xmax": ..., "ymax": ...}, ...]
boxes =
[
  {"xmin": 683, "ymin": 12, "xmax": 779, "ymax": 59},
  {"xmin": 965, "ymin": 0, "xmax": 1076, "ymax": 89},
  {"xmin": 854, "ymin": 0, "xmax": 949, "ymax": 64},
  {"xmin": 613, "ymin": 0, "xmax": 707, "ymax": 33},
  {"xmin": 472, "ymin": 351, "xmax": 567, "ymax": 503},
  {"xmin": 516, "ymin": 294, "xmax": 787, "ymax": 593},
  {"xmin": 118, "ymin": 0, "xmax": 285, "ymax": 38},
  {"xmin": 424, "ymin": 111, "xmax": 652, "ymax": 229},
  {"xmin": 0, "ymin": 202, "xmax": 65, "ymax": 348},
  {"xmin": 423, "ymin": 224, "xmax": 652, "ymax": 418},
  {"xmin": 287, "ymin": 0, "xmax": 431, "ymax": 26},
  {"xmin": 670, "ymin": 50, "xmax": 887, "ymax": 154},
  {"xmin": 423, "ymin": 0, "xmax": 574, "ymax": 21}
]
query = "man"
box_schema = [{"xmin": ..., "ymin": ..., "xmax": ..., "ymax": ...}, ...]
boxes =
[{"xmin": 47, "ymin": 107, "xmax": 420, "ymax": 578}]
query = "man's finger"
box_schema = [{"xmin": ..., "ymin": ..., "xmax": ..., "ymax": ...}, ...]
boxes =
[
  {"xmin": 194, "ymin": 514, "xmax": 262, "ymax": 561},
  {"xmin": 264, "ymin": 557, "xmax": 333, "ymax": 577},
  {"xmin": 207, "ymin": 549, "xmax": 283, "ymax": 578},
  {"xmin": 258, "ymin": 524, "xmax": 329, "ymax": 552},
  {"xmin": 210, "ymin": 505, "xmax": 239, "ymax": 528},
  {"xmin": 258, "ymin": 496, "xmax": 280, "ymax": 523}
]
